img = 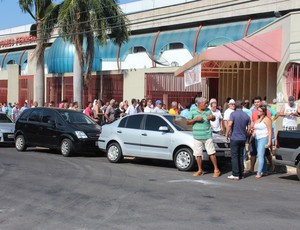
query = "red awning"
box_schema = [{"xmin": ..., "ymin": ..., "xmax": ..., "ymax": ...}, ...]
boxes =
[{"xmin": 175, "ymin": 27, "xmax": 282, "ymax": 77}]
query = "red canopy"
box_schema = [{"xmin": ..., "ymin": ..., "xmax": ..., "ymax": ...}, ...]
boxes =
[{"xmin": 175, "ymin": 28, "xmax": 282, "ymax": 77}]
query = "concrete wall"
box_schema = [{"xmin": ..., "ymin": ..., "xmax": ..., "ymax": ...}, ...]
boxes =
[
  {"xmin": 128, "ymin": 0, "xmax": 300, "ymax": 31},
  {"xmin": 7, "ymin": 64, "xmax": 19, "ymax": 104},
  {"xmin": 122, "ymin": 67, "xmax": 178, "ymax": 102}
]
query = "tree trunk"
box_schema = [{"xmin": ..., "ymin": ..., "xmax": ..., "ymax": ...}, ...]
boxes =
[
  {"xmin": 73, "ymin": 49, "xmax": 83, "ymax": 109},
  {"xmin": 34, "ymin": 21, "xmax": 45, "ymax": 107}
]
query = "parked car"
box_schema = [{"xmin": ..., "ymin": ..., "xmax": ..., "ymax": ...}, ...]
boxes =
[
  {"xmin": 14, "ymin": 107, "xmax": 101, "ymax": 156},
  {"xmin": 0, "ymin": 113, "xmax": 15, "ymax": 145},
  {"xmin": 274, "ymin": 129, "xmax": 300, "ymax": 180},
  {"xmin": 97, "ymin": 113, "xmax": 230, "ymax": 171}
]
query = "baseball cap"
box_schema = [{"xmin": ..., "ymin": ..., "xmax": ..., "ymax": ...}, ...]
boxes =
[
  {"xmin": 155, "ymin": 100, "xmax": 162, "ymax": 105},
  {"xmin": 288, "ymin": 96, "xmax": 295, "ymax": 101},
  {"xmin": 228, "ymin": 99, "xmax": 235, "ymax": 104},
  {"xmin": 209, "ymin": 98, "xmax": 217, "ymax": 104}
]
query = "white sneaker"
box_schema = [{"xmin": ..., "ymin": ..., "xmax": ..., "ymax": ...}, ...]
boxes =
[{"xmin": 227, "ymin": 175, "xmax": 240, "ymax": 180}]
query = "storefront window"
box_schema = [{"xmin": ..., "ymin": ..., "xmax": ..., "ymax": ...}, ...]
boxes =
[{"xmin": 286, "ymin": 63, "xmax": 300, "ymax": 100}]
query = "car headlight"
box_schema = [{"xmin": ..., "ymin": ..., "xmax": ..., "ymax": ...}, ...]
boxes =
[{"xmin": 75, "ymin": 131, "xmax": 88, "ymax": 139}]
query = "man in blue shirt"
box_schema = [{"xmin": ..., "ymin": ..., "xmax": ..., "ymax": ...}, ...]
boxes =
[{"xmin": 225, "ymin": 100, "xmax": 251, "ymax": 180}]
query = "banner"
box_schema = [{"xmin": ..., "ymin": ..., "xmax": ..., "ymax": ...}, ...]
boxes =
[{"xmin": 184, "ymin": 63, "xmax": 201, "ymax": 87}]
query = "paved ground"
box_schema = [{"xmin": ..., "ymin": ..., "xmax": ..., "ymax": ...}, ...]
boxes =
[{"xmin": 0, "ymin": 146, "xmax": 299, "ymax": 230}]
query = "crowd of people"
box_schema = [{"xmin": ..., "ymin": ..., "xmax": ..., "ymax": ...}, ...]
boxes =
[{"xmin": 1, "ymin": 95, "xmax": 299, "ymax": 180}]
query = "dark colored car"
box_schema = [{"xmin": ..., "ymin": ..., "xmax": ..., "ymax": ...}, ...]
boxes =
[
  {"xmin": 274, "ymin": 129, "xmax": 300, "ymax": 180},
  {"xmin": 14, "ymin": 107, "xmax": 101, "ymax": 156}
]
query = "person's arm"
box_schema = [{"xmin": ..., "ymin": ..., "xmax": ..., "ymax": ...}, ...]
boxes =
[
  {"xmin": 279, "ymin": 104, "xmax": 286, "ymax": 116},
  {"xmin": 264, "ymin": 117, "xmax": 272, "ymax": 148},
  {"xmin": 187, "ymin": 115, "xmax": 203, "ymax": 125},
  {"xmin": 207, "ymin": 114, "xmax": 215, "ymax": 121},
  {"xmin": 225, "ymin": 120, "xmax": 233, "ymax": 141}
]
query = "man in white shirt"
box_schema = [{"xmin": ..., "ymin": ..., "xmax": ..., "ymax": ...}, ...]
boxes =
[
  {"xmin": 223, "ymin": 99, "xmax": 235, "ymax": 131},
  {"xmin": 279, "ymin": 95, "xmax": 299, "ymax": 130},
  {"xmin": 125, "ymin": 98, "xmax": 138, "ymax": 115},
  {"xmin": 210, "ymin": 102, "xmax": 223, "ymax": 134}
]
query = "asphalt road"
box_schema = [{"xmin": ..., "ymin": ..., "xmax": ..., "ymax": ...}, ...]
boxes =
[{"xmin": 0, "ymin": 146, "xmax": 299, "ymax": 230}]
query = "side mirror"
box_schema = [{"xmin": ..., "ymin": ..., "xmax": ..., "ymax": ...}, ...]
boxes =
[{"xmin": 158, "ymin": 126, "xmax": 169, "ymax": 132}]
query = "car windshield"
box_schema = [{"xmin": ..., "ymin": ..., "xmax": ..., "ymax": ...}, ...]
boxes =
[
  {"xmin": 58, "ymin": 110, "xmax": 96, "ymax": 125},
  {"xmin": 163, "ymin": 115, "xmax": 193, "ymax": 131},
  {"xmin": 0, "ymin": 113, "xmax": 13, "ymax": 123}
]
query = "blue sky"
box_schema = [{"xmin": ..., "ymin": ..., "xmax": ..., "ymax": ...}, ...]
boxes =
[{"xmin": 0, "ymin": 0, "xmax": 138, "ymax": 30}]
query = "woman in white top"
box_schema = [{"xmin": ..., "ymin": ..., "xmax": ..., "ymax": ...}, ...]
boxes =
[{"xmin": 253, "ymin": 105, "xmax": 272, "ymax": 179}]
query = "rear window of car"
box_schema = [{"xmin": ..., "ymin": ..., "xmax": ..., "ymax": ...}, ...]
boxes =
[
  {"xmin": 18, "ymin": 109, "xmax": 32, "ymax": 121},
  {"xmin": 118, "ymin": 115, "xmax": 143, "ymax": 129},
  {"xmin": 28, "ymin": 110, "xmax": 42, "ymax": 122}
]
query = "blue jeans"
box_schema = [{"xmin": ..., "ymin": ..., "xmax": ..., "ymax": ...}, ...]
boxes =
[
  {"xmin": 255, "ymin": 136, "xmax": 268, "ymax": 175},
  {"xmin": 230, "ymin": 140, "xmax": 245, "ymax": 178}
]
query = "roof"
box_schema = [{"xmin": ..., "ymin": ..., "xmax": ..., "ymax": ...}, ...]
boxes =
[{"xmin": 175, "ymin": 27, "xmax": 282, "ymax": 77}]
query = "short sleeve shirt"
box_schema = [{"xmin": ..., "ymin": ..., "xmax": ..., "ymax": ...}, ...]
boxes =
[
  {"xmin": 210, "ymin": 109, "xmax": 223, "ymax": 132},
  {"xmin": 223, "ymin": 108, "xmax": 234, "ymax": 121},
  {"xmin": 229, "ymin": 109, "xmax": 251, "ymax": 141},
  {"xmin": 187, "ymin": 107, "xmax": 212, "ymax": 140},
  {"xmin": 105, "ymin": 105, "xmax": 115, "ymax": 121}
]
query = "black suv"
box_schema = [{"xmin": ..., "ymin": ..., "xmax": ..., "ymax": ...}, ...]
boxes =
[{"xmin": 14, "ymin": 107, "xmax": 101, "ymax": 156}]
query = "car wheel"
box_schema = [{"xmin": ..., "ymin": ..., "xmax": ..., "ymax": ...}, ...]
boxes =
[
  {"xmin": 61, "ymin": 139, "xmax": 74, "ymax": 157},
  {"xmin": 15, "ymin": 135, "xmax": 27, "ymax": 152},
  {"xmin": 107, "ymin": 142, "xmax": 123, "ymax": 163},
  {"xmin": 297, "ymin": 162, "xmax": 300, "ymax": 181},
  {"xmin": 174, "ymin": 148, "xmax": 195, "ymax": 171}
]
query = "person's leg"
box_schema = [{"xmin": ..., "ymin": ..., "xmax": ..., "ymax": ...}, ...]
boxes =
[
  {"xmin": 238, "ymin": 140, "xmax": 246, "ymax": 178},
  {"xmin": 194, "ymin": 156, "xmax": 203, "ymax": 176},
  {"xmin": 230, "ymin": 140, "xmax": 239, "ymax": 177},
  {"xmin": 255, "ymin": 137, "xmax": 268, "ymax": 177},
  {"xmin": 205, "ymin": 138, "xmax": 220, "ymax": 177},
  {"xmin": 266, "ymin": 154, "xmax": 274, "ymax": 172},
  {"xmin": 193, "ymin": 139, "xmax": 203, "ymax": 176},
  {"xmin": 249, "ymin": 141, "xmax": 257, "ymax": 172},
  {"xmin": 209, "ymin": 154, "xmax": 220, "ymax": 177}
]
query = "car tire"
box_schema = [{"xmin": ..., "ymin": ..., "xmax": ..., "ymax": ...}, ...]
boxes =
[
  {"xmin": 107, "ymin": 142, "xmax": 123, "ymax": 163},
  {"xmin": 174, "ymin": 148, "xmax": 195, "ymax": 171},
  {"xmin": 61, "ymin": 139, "xmax": 74, "ymax": 157},
  {"xmin": 297, "ymin": 162, "xmax": 300, "ymax": 181},
  {"xmin": 15, "ymin": 135, "xmax": 27, "ymax": 152}
]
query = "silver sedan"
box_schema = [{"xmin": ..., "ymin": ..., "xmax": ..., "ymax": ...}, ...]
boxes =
[
  {"xmin": 98, "ymin": 113, "xmax": 230, "ymax": 171},
  {"xmin": 0, "ymin": 113, "xmax": 15, "ymax": 144}
]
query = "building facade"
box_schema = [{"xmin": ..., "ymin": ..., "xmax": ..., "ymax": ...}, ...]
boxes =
[{"xmin": 0, "ymin": 0, "xmax": 299, "ymax": 111}]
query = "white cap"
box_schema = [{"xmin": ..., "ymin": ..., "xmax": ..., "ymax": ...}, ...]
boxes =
[{"xmin": 228, "ymin": 99, "xmax": 235, "ymax": 104}]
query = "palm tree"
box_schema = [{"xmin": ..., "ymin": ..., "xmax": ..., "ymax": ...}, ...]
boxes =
[
  {"xmin": 19, "ymin": 0, "xmax": 60, "ymax": 107},
  {"xmin": 57, "ymin": 0, "xmax": 129, "ymax": 108}
]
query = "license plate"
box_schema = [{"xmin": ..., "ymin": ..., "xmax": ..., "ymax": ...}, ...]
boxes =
[
  {"xmin": 7, "ymin": 134, "xmax": 14, "ymax": 139},
  {"xmin": 225, "ymin": 151, "xmax": 231, "ymax": 157}
]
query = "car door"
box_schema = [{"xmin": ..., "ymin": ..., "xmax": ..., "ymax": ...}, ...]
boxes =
[
  {"xmin": 140, "ymin": 114, "xmax": 173, "ymax": 160},
  {"xmin": 40, "ymin": 109, "xmax": 62, "ymax": 148},
  {"xmin": 117, "ymin": 114, "xmax": 144, "ymax": 156},
  {"xmin": 24, "ymin": 109, "xmax": 42, "ymax": 145}
]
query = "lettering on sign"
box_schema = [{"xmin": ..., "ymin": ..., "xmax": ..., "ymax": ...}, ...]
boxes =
[{"xmin": 0, "ymin": 35, "xmax": 36, "ymax": 48}]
